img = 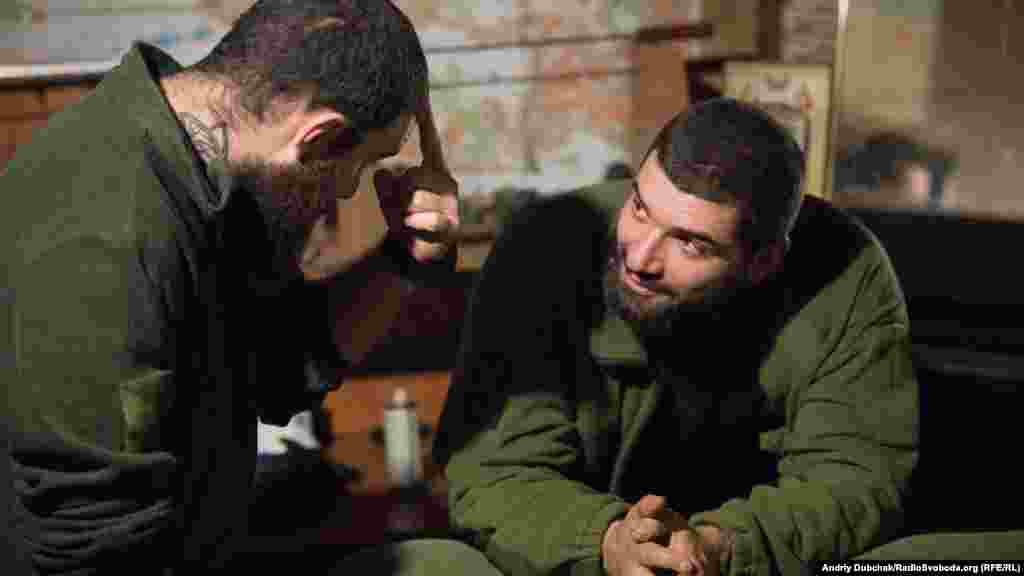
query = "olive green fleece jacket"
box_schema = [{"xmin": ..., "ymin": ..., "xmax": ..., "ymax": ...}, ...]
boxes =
[
  {"xmin": 1, "ymin": 44, "xmax": 343, "ymax": 573},
  {"xmin": 434, "ymin": 181, "xmax": 920, "ymax": 576}
]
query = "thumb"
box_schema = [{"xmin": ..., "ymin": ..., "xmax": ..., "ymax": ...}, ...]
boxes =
[{"xmin": 634, "ymin": 494, "xmax": 668, "ymax": 518}]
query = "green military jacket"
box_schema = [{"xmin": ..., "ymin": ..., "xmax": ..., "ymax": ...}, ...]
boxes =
[
  {"xmin": 434, "ymin": 181, "xmax": 920, "ymax": 576},
  {"xmin": 2, "ymin": 44, "xmax": 339, "ymax": 572}
]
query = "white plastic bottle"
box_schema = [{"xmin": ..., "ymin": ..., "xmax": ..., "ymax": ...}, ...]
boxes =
[{"xmin": 383, "ymin": 387, "xmax": 423, "ymax": 488}]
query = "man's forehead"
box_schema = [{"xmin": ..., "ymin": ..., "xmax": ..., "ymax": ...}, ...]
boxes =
[
  {"xmin": 639, "ymin": 153, "xmax": 735, "ymax": 206},
  {"xmin": 653, "ymin": 148, "xmax": 740, "ymax": 206},
  {"xmin": 671, "ymin": 165, "xmax": 728, "ymax": 203},
  {"xmin": 636, "ymin": 155, "xmax": 741, "ymax": 242}
]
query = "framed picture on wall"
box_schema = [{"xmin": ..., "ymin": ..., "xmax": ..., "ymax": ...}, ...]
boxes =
[{"xmin": 723, "ymin": 62, "xmax": 832, "ymax": 199}]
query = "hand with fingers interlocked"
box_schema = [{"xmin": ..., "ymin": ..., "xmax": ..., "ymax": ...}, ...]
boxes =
[{"xmin": 602, "ymin": 494, "xmax": 732, "ymax": 576}]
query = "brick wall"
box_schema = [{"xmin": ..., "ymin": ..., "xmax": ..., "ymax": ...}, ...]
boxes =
[
  {"xmin": 2, "ymin": 0, "xmax": 788, "ymax": 190},
  {"xmin": 0, "ymin": 83, "xmax": 96, "ymax": 168},
  {"xmin": 780, "ymin": 0, "xmax": 836, "ymax": 64}
]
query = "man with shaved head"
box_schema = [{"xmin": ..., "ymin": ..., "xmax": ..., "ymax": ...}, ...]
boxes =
[{"xmin": 2, "ymin": 1, "xmax": 458, "ymax": 572}]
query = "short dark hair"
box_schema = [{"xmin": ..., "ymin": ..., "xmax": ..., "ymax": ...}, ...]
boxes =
[
  {"xmin": 191, "ymin": 0, "xmax": 427, "ymax": 133},
  {"xmin": 645, "ymin": 98, "xmax": 805, "ymax": 250}
]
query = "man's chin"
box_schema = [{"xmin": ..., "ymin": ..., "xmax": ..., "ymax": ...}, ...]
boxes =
[
  {"xmin": 616, "ymin": 298, "xmax": 662, "ymax": 323},
  {"xmin": 615, "ymin": 277, "xmax": 673, "ymax": 317},
  {"xmin": 607, "ymin": 287, "xmax": 673, "ymax": 337}
]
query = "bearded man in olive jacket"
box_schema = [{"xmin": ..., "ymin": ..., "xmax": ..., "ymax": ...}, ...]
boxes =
[
  {"xmin": 1, "ymin": 1, "xmax": 459, "ymax": 573},
  {"xmin": 432, "ymin": 99, "xmax": 921, "ymax": 576}
]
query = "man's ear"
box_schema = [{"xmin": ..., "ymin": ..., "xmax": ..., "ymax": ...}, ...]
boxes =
[
  {"xmin": 290, "ymin": 109, "xmax": 351, "ymax": 162},
  {"xmin": 747, "ymin": 237, "xmax": 787, "ymax": 286}
]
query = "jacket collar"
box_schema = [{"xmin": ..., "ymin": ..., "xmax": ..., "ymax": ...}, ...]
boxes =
[
  {"xmin": 590, "ymin": 309, "xmax": 648, "ymax": 367},
  {"xmin": 581, "ymin": 180, "xmax": 650, "ymax": 367},
  {"xmin": 105, "ymin": 42, "xmax": 228, "ymax": 221}
]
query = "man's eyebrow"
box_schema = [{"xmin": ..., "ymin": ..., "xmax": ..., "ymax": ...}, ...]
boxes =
[{"xmin": 632, "ymin": 180, "xmax": 724, "ymax": 249}]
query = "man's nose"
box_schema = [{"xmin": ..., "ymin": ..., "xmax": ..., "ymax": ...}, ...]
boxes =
[{"xmin": 625, "ymin": 229, "xmax": 665, "ymax": 277}]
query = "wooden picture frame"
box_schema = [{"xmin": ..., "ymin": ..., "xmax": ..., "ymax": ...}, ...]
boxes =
[{"xmin": 723, "ymin": 62, "xmax": 833, "ymax": 199}]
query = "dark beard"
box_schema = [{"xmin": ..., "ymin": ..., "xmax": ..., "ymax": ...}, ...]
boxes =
[
  {"xmin": 602, "ymin": 241, "xmax": 744, "ymax": 341},
  {"xmin": 231, "ymin": 157, "xmax": 358, "ymax": 280}
]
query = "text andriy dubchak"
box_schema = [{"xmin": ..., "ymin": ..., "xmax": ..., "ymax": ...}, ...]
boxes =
[{"xmin": 819, "ymin": 562, "xmax": 1022, "ymax": 574}]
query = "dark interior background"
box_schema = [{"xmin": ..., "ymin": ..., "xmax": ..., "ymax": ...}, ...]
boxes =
[{"xmin": 849, "ymin": 208, "xmax": 1024, "ymax": 534}]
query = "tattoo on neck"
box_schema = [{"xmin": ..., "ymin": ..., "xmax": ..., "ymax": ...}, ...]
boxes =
[{"xmin": 180, "ymin": 112, "xmax": 229, "ymax": 165}]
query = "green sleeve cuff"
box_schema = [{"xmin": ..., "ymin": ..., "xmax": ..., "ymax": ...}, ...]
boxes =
[
  {"xmin": 572, "ymin": 498, "xmax": 630, "ymax": 576},
  {"xmin": 689, "ymin": 509, "xmax": 763, "ymax": 576}
]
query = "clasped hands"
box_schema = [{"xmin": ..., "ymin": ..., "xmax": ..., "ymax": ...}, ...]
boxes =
[{"xmin": 602, "ymin": 494, "xmax": 731, "ymax": 576}]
